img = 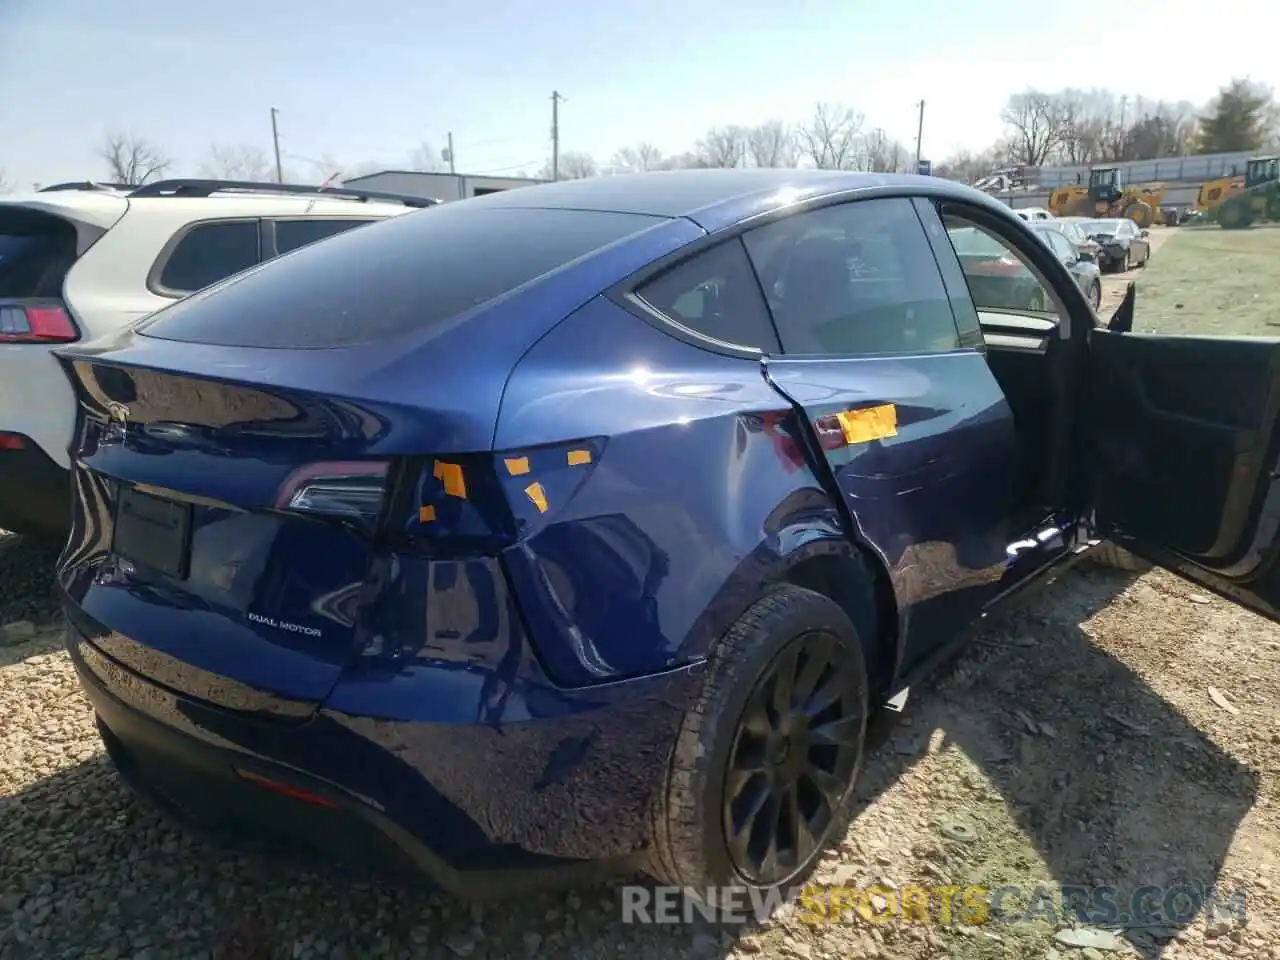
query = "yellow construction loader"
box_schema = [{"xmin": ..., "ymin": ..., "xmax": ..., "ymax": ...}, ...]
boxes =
[
  {"xmin": 1047, "ymin": 167, "xmax": 1163, "ymax": 227},
  {"xmin": 1195, "ymin": 156, "xmax": 1280, "ymax": 228}
]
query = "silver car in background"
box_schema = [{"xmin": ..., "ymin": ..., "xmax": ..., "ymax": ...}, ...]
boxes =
[{"xmin": 1028, "ymin": 220, "xmax": 1103, "ymax": 309}]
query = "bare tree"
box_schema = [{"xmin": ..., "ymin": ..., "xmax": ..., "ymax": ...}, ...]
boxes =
[
  {"xmin": 99, "ymin": 132, "xmax": 172, "ymax": 185},
  {"xmin": 659, "ymin": 151, "xmax": 711, "ymax": 170},
  {"xmin": 0, "ymin": 168, "xmax": 9, "ymax": 194},
  {"xmin": 1001, "ymin": 91, "xmax": 1065, "ymax": 167},
  {"xmin": 199, "ymin": 144, "xmax": 273, "ymax": 181},
  {"xmin": 693, "ymin": 126, "xmax": 749, "ymax": 168},
  {"xmin": 861, "ymin": 128, "xmax": 905, "ymax": 172},
  {"xmin": 407, "ymin": 142, "xmax": 447, "ymax": 172},
  {"xmin": 747, "ymin": 121, "xmax": 798, "ymax": 168},
  {"xmin": 1050, "ymin": 89, "xmax": 1106, "ymax": 165},
  {"xmin": 539, "ymin": 151, "xmax": 598, "ymax": 180},
  {"xmin": 798, "ymin": 102, "xmax": 864, "ymax": 170},
  {"xmin": 611, "ymin": 142, "xmax": 664, "ymax": 172},
  {"xmin": 934, "ymin": 147, "xmax": 1005, "ymax": 183}
]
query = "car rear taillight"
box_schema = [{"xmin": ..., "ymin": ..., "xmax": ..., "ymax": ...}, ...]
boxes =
[
  {"xmin": 275, "ymin": 461, "xmax": 390, "ymax": 528},
  {"xmin": 273, "ymin": 440, "xmax": 605, "ymax": 548},
  {"xmin": 0, "ymin": 302, "xmax": 78, "ymax": 342},
  {"xmin": 402, "ymin": 439, "xmax": 606, "ymax": 553}
]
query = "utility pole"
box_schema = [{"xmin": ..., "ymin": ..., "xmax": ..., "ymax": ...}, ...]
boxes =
[
  {"xmin": 914, "ymin": 100, "xmax": 926, "ymax": 169},
  {"xmin": 446, "ymin": 131, "xmax": 456, "ymax": 174},
  {"xmin": 551, "ymin": 90, "xmax": 564, "ymax": 181},
  {"xmin": 270, "ymin": 107, "xmax": 283, "ymax": 183}
]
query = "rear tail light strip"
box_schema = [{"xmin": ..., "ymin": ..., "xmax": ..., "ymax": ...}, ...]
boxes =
[
  {"xmin": 0, "ymin": 303, "xmax": 78, "ymax": 343},
  {"xmin": 270, "ymin": 439, "xmax": 606, "ymax": 550}
]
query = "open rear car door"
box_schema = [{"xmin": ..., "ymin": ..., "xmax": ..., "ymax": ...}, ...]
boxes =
[{"xmin": 1088, "ymin": 308, "xmax": 1280, "ymax": 622}]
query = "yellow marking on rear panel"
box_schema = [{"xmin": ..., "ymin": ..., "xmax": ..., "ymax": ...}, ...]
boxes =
[
  {"xmin": 836, "ymin": 403, "xmax": 898, "ymax": 445},
  {"xmin": 434, "ymin": 461, "xmax": 467, "ymax": 499},
  {"xmin": 418, "ymin": 505, "xmax": 436, "ymax": 523},
  {"xmin": 504, "ymin": 456, "xmax": 531, "ymax": 476},
  {"xmin": 566, "ymin": 449, "xmax": 592, "ymax": 466},
  {"xmin": 524, "ymin": 482, "xmax": 549, "ymax": 513}
]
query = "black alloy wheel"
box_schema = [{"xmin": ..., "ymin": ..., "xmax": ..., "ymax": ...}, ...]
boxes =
[{"xmin": 722, "ymin": 630, "xmax": 862, "ymax": 886}]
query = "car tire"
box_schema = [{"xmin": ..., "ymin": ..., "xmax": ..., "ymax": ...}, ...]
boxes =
[
  {"xmin": 1086, "ymin": 541, "xmax": 1152, "ymax": 572},
  {"xmin": 649, "ymin": 582, "xmax": 871, "ymax": 908},
  {"xmin": 1088, "ymin": 279, "xmax": 1102, "ymax": 309}
]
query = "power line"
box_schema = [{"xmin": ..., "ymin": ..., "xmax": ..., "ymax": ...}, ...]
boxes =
[
  {"xmin": 468, "ymin": 158, "xmax": 543, "ymax": 175},
  {"xmin": 459, "ymin": 132, "xmax": 545, "ymax": 150}
]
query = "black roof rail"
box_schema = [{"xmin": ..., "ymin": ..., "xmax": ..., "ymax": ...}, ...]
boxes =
[
  {"xmin": 127, "ymin": 178, "xmax": 439, "ymax": 208},
  {"xmin": 38, "ymin": 181, "xmax": 137, "ymax": 193}
]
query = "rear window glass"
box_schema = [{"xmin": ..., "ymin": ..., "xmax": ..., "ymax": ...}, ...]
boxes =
[
  {"xmin": 0, "ymin": 209, "xmax": 80, "ymax": 299},
  {"xmin": 138, "ymin": 206, "xmax": 663, "ymax": 348}
]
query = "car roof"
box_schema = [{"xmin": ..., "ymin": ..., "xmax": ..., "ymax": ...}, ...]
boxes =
[
  {"xmin": 0, "ymin": 188, "xmax": 412, "ymax": 232},
  {"xmin": 455, "ymin": 168, "xmax": 1007, "ymax": 232}
]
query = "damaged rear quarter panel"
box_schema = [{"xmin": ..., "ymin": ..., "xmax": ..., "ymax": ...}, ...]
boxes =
[{"xmin": 494, "ymin": 296, "xmax": 857, "ymax": 687}]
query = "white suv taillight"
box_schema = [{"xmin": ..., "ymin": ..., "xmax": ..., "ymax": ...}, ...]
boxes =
[{"xmin": 0, "ymin": 302, "xmax": 78, "ymax": 343}]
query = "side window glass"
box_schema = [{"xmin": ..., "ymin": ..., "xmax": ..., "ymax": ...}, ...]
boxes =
[
  {"xmin": 157, "ymin": 221, "xmax": 260, "ymax": 295},
  {"xmin": 741, "ymin": 197, "xmax": 960, "ymax": 357},
  {"xmin": 912, "ymin": 197, "xmax": 982, "ymax": 349},
  {"xmin": 634, "ymin": 238, "xmax": 780, "ymax": 351},
  {"xmin": 943, "ymin": 217, "xmax": 1059, "ymax": 316},
  {"xmin": 275, "ymin": 218, "xmax": 376, "ymax": 256}
]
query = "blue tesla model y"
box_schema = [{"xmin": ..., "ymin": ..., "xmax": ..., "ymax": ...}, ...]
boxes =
[{"xmin": 56, "ymin": 169, "xmax": 1280, "ymax": 900}]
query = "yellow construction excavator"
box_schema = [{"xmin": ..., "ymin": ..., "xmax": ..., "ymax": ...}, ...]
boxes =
[{"xmin": 1047, "ymin": 167, "xmax": 1162, "ymax": 227}]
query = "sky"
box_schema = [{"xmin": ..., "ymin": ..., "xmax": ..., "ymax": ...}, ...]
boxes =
[{"xmin": 1, "ymin": 0, "xmax": 1276, "ymax": 190}]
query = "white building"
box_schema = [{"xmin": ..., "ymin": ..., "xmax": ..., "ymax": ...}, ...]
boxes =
[{"xmin": 341, "ymin": 170, "xmax": 546, "ymax": 203}]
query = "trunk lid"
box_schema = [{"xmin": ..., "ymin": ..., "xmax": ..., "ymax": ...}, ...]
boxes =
[{"xmin": 57, "ymin": 349, "xmax": 428, "ymax": 714}]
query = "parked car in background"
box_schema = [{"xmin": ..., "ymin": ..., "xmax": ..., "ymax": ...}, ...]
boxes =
[
  {"xmin": 0, "ymin": 179, "xmax": 428, "ymax": 540},
  {"xmin": 1015, "ymin": 206, "xmax": 1054, "ymax": 221},
  {"xmin": 56, "ymin": 170, "xmax": 1280, "ymax": 906},
  {"xmin": 1028, "ymin": 220, "xmax": 1102, "ymax": 309},
  {"xmin": 1077, "ymin": 217, "xmax": 1150, "ymax": 272},
  {"xmin": 1039, "ymin": 217, "xmax": 1103, "ymax": 263}
]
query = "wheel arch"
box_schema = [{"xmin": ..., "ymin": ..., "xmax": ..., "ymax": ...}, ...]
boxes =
[
  {"xmin": 775, "ymin": 535, "xmax": 899, "ymax": 696},
  {"xmin": 677, "ymin": 503, "xmax": 901, "ymax": 698}
]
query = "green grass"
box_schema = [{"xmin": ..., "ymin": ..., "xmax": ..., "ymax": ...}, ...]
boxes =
[{"xmin": 1135, "ymin": 225, "xmax": 1280, "ymax": 337}]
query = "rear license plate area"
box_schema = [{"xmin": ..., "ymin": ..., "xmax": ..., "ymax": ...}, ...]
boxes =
[{"xmin": 113, "ymin": 486, "xmax": 192, "ymax": 579}]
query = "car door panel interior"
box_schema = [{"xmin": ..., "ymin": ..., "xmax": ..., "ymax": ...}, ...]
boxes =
[{"xmin": 1090, "ymin": 329, "xmax": 1280, "ymax": 561}]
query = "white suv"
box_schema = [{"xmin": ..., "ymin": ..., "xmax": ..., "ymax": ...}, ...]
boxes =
[{"xmin": 0, "ymin": 179, "xmax": 429, "ymax": 540}]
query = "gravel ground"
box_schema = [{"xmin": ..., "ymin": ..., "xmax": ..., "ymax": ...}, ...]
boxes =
[
  {"xmin": 4, "ymin": 227, "xmax": 1278, "ymax": 959},
  {"xmin": 4, "ymin": 547, "xmax": 1279, "ymax": 959}
]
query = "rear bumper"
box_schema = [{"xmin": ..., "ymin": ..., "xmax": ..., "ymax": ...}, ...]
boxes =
[
  {"xmin": 67, "ymin": 620, "xmax": 701, "ymax": 897},
  {"xmin": 0, "ymin": 439, "xmax": 69, "ymax": 540}
]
